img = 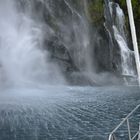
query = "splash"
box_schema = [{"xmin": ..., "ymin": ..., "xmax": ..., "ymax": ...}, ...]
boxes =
[{"xmin": 0, "ymin": 0, "xmax": 65, "ymax": 88}]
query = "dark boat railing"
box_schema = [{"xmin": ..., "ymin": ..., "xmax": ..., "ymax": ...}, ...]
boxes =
[{"xmin": 108, "ymin": 104, "xmax": 140, "ymax": 140}]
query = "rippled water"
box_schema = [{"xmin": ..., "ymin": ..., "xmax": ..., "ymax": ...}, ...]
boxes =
[{"xmin": 0, "ymin": 86, "xmax": 139, "ymax": 140}]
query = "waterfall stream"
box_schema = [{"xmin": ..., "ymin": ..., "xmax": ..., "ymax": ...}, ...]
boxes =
[
  {"xmin": 104, "ymin": 1, "xmax": 136, "ymax": 78},
  {"xmin": 111, "ymin": 2, "xmax": 135, "ymax": 76}
]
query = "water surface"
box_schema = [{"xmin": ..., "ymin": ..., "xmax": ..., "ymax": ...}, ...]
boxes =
[{"xmin": 0, "ymin": 86, "xmax": 139, "ymax": 140}]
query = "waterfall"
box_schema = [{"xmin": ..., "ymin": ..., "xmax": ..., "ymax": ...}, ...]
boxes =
[
  {"xmin": 0, "ymin": 0, "xmax": 97, "ymax": 87},
  {"xmin": 104, "ymin": 1, "xmax": 136, "ymax": 77},
  {"xmin": 0, "ymin": 0, "xmax": 65, "ymax": 88},
  {"xmin": 20, "ymin": 0, "xmax": 97, "ymax": 85},
  {"xmin": 0, "ymin": 0, "xmax": 136, "ymax": 87},
  {"xmin": 111, "ymin": 2, "xmax": 135, "ymax": 75}
]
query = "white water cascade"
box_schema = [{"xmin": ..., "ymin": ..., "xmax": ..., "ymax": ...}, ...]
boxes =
[
  {"xmin": 0, "ymin": 0, "xmax": 65, "ymax": 88},
  {"xmin": 109, "ymin": 2, "xmax": 135, "ymax": 76}
]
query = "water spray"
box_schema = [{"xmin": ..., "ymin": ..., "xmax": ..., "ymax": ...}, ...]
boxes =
[{"xmin": 126, "ymin": 0, "xmax": 140, "ymax": 85}]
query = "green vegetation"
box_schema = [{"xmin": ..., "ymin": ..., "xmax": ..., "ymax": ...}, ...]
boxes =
[
  {"xmin": 86, "ymin": 0, "xmax": 104, "ymax": 25},
  {"xmin": 85, "ymin": 0, "xmax": 140, "ymax": 50},
  {"xmin": 119, "ymin": 0, "xmax": 140, "ymax": 20}
]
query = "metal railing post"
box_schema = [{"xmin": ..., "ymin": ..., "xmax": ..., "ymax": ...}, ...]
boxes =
[
  {"xmin": 126, "ymin": 0, "xmax": 140, "ymax": 85},
  {"xmin": 109, "ymin": 134, "xmax": 112, "ymax": 140},
  {"xmin": 138, "ymin": 123, "xmax": 140, "ymax": 140},
  {"xmin": 109, "ymin": 133, "xmax": 117, "ymax": 140},
  {"xmin": 127, "ymin": 119, "xmax": 132, "ymax": 140}
]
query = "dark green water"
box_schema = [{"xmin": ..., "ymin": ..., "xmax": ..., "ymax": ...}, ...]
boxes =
[{"xmin": 0, "ymin": 86, "xmax": 139, "ymax": 140}]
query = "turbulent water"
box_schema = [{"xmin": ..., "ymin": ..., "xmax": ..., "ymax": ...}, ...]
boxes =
[{"xmin": 0, "ymin": 86, "xmax": 140, "ymax": 140}]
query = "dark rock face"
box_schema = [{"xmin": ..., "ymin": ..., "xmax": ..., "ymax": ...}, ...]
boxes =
[
  {"xmin": 43, "ymin": 36, "xmax": 99, "ymax": 86},
  {"xmin": 94, "ymin": 25, "xmax": 114, "ymax": 72},
  {"xmin": 44, "ymin": 36, "xmax": 79, "ymax": 72}
]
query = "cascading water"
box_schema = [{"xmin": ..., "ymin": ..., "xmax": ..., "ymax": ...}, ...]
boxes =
[
  {"xmin": 110, "ymin": 2, "xmax": 135, "ymax": 76},
  {"xmin": 0, "ymin": 0, "xmax": 100, "ymax": 86},
  {"xmin": 104, "ymin": 1, "xmax": 136, "ymax": 78},
  {"xmin": 0, "ymin": 0, "xmax": 65, "ymax": 88}
]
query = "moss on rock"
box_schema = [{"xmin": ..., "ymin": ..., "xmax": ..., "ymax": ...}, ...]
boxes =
[{"xmin": 86, "ymin": 0, "xmax": 104, "ymax": 25}]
